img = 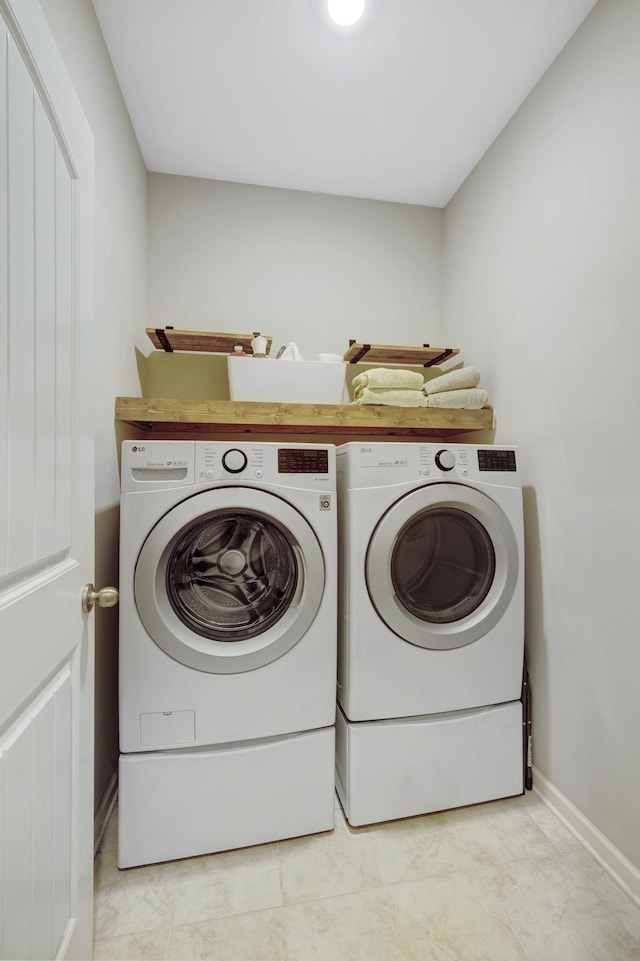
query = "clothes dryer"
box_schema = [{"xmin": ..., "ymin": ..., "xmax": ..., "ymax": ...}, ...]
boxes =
[
  {"xmin": 118, "ymin": 441, "xmax": 337, "ymax": 867},
  {"xmin": 336, "ymin": 442, "xmax": 524, "ymax": 825}
]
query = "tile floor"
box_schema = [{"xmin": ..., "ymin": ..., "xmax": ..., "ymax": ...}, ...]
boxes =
[{"xmin": 93, "ymin": 791, "xmax": 640, "ymax": 961}]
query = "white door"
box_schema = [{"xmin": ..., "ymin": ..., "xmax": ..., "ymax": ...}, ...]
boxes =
[{"xmin": 0, "ymin": 1, "xmax": 95, "ymax": 959}]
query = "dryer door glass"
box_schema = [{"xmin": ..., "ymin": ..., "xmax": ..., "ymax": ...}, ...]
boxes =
[
  {"xmin": 166, "ymin": 510, "xmax": 298, "ymax": 642},
  {"xmin": 391, "ymin": 507, "xmax": 495, "ymax": 623},
  {"xmin": 366, "ymin": 482, "xmax": 519, "ymax": 650}
]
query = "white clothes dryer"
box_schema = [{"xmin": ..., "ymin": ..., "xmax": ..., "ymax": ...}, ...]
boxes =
[
  {"xmin": 118, "ymin": 441, "xmax": 337, "ymax": 867},
  {"xmin": 336, "ymin": 442, "xmax": 525, "ymax": 826}
]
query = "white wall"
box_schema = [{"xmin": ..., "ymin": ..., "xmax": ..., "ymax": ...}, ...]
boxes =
[
  {"xmin": 444, "ymin": 0, "xmax": 640, "ymax": 874},
  {"xmin": 148, "ymin": 174, "xmax": 444, "ymax": 360},
  {"xmin": 39, "ymin": 0, "xmax": 147, "ymax": 815}
]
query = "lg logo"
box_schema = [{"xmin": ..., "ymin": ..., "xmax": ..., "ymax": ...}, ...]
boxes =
[{"xmin": 131, "ymin": 445, "xmax": 146, "ymax": 452}]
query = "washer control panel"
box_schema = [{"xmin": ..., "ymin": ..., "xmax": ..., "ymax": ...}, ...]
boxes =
[
  {"xmin": 200, "ymin": 444, "xmax": 263, "ymax": 480},
  {"xmin": 122, "ymin": 441, "xmax": 336, "ymax": 492},
  {"xmin": 121, "ymin": 441, "xmax": 195, "ymax": 492},
  {"xmin": 222, "ymin": 448, "xmax": 248, "ymax": 474},
  {"xmin": 434, "ymin": 449, "xmax": 456, "ymax": 471},
  {"xmin": 194, "ymin": 442, "xmax": 335, "ymax": 488},
  {"xmin": 278, "ymin": 448, "xmax": 329, "ymax": 474}
]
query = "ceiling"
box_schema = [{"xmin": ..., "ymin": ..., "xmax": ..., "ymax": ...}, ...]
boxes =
[{"xmin": 91, "ymin": 0, "xmax": 598, "ymax": 208}]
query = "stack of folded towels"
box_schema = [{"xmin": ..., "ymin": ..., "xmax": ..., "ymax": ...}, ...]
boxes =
[
  {"xmin": 351, "ymin": 366, "xmax": 488, "ymax": 409},
  {"xmin": 351, "ymin": 367, "xmax": 426, "ymax": 407},
  {"xmin": 423, "ymin": 365, "xmax": 488, "ymax": 409}
]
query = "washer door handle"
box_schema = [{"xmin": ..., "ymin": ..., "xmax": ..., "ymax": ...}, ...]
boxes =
[{"xmin": 289, "ymin": 546, "xmax": 305, "ymax": 609}]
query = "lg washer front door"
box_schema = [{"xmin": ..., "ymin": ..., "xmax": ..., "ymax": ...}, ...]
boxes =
[
  {"xmin": 366, "ymin": 483, "xmax": 519, "ymax": 650},
  {"xmin": 135, "ymin": 487, "xmax": 325, "ymax": 673}
]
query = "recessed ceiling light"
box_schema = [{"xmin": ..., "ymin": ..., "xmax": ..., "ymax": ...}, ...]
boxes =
[{"xmin": 327, "ymin": 0, "xmax": 365, "ymax": 27}]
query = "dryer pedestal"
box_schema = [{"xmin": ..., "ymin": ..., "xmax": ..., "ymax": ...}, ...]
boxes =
[
  {"xmin": 335, "ymin": 702, "xmax": 523, "ymax": 827},
  {"xmin": 118, "ymin": 726, "xmax": 335, "ymax": 868}
]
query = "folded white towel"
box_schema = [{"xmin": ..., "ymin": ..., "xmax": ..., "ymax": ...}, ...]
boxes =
[
  {"xmin": 353, "ymin": 387, "xmax": 427, "ymax": 408},
  {"xmin": 424, "ymin": 366, "xmax": 480, "ymax": 395},
  {"xmin": 352, "ymin": 367, "xmax": 424, "ymax": 392},
  {"xmin": 425, "ymin": 388, "xmax": 488, "ymax": 410}
]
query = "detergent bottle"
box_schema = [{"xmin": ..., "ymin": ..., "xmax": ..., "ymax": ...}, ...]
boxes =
[{"xmin": 278, "ymin": 342, "xmax": 305, "ymax": 361}]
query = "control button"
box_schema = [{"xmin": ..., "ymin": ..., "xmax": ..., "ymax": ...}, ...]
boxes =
[
  {"xmin": 205, "ymin": 469, "xmax": 215, "ymax": 479},
  {"xmin": 222, "ymin": 448, "xmax": 248, "ymax": 473},
  {"xmin": 435, "ymin": 449, "xmax": 456, "ymax": 471},
  {"xmin": 255, "ymin": 469, "xmax": 263, "ymax": 478}
]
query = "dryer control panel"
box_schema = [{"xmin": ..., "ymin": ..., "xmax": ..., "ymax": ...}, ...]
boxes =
[
  {"xmin": 477, "ymin": 449, "xmax": 517, "ymax": 472},
  {"xmin": 337, "ymin": 442, "xmax": 519, "ymax": 488}
]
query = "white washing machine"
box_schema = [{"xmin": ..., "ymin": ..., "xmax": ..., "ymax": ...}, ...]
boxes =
[
  {"xmin": 336, "ymin": 442, "xmax": 525, "ymax": 826},
  {"xmin": 118, "ymin": 440, "xmax": 337, "ymax": 867}
]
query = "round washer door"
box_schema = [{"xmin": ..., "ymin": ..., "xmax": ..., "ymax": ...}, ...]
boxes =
[
  {"xmin": 135, "ymin": 487, "xmax": 325, "ymax": 673},
  {"xmin": 366, "ymin": 483, "xmax": 518, "ymax": 650}
]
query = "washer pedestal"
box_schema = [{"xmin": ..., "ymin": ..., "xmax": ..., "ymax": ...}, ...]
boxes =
[
  {"xmin": 335, "ymin": 703, "xmax": 523, "ymax": 827},
  {"xmin": 118, "ymin": 726, "xmax": 335, "ymax": 868}
]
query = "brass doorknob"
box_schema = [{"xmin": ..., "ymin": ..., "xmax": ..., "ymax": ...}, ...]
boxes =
[{"xmin": 82, "ymin": 583, "xmax": 119, "ymax": 614}]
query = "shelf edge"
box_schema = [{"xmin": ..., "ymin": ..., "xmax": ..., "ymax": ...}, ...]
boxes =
[{"xmin": 115, "ymin": 397, "xmax": 494, "ymax": 437}]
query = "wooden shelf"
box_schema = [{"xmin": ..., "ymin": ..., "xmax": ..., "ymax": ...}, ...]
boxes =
[
  {"xmin": 146, "ymin": 327, "xmax": 273, "ymax": 354},
  {"xmin": 115, "ymin": 397, "xmax": 493, "ymax": 437},
  {"xmin": 343, "ymin": 341, "xmax": 460, "ymax": 366}
]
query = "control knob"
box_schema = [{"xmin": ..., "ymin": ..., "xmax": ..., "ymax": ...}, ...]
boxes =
[
  {"xmin": 222, "ymin": 448, "xmax": 248, "ymax": 473},
  {"xmin": 435, "ymin": 449, "xmax": 456, "ymax": 471}
]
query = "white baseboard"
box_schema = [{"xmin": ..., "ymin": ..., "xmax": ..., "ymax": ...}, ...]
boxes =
[
  {"xmin": 532, "ymin": 766, "xmax": 640, "ymax": 906},
  {"xmin": 94, "ymin": 772, "xmax": 118, "ymax": 857}
]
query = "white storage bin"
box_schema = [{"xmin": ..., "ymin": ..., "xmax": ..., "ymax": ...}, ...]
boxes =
[{"xmin": 228, "ymin": 355, "xmax": 347, "ymax": 404}]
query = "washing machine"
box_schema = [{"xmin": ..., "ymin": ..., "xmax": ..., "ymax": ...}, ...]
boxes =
[
  {"xmin": 118, "ymin": 440, "xmax": 337, "ymax": 867},
  {"xmin": 335, "ymin": 442, "xmax": 525, "ymax": 826}
]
